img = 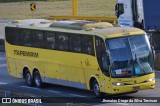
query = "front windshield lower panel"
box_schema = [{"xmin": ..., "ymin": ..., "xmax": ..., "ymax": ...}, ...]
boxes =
[{"xmin": 106, "ymin": 35, "xmax": 154, "ymax": 78}]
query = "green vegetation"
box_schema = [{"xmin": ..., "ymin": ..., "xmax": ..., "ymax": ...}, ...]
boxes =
[{"xmin": 0, "ymin": 0, "xmax": 116, "ymax": 20}]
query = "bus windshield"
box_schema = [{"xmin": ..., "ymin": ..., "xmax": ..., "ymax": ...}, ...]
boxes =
[{"xmin": 106, "ymin": 35, "xmax": 154, "ymax": 78}]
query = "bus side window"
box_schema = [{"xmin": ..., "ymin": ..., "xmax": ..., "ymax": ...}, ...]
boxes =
[
  {"xmin": 44, "ymin": 31, "xmax": 56, "ymax": 49},
  {"xmin": 32, "ymin": 30, "xmax": 43, "ymax": 48},
  {"xmin": 102, "ymin": 53, "xmax": 109, "ymax": 71},
  {"xmin": 56, "ymin": 33, "xmax": 68, "ymax": 51},
  {"xmin": 82, "ymin": 36, "xmax": 94, "ymax": 56},
  {"xmin": 5, "ymin": 27, "xmax": 20, "ymax": 45},
  {"xmin": 69, "ymin": 35, "xmax": 82, "ymax": 52},
  {"xmin": 21, "ymin": 29, "xmax": 32, "ymax": 47},
  {"xmin": 95, "ymin": 37, "xmax": 109, "ymax": 75}
]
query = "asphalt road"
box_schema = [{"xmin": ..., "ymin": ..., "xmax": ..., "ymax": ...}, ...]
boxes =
[{"xmin": 0, "ymin": 52, "xmax": 160, "ymax": 106}]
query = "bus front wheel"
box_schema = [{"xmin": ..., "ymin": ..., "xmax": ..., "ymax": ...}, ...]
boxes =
[
  {"xmin": 25, "ymin": 71, "xmax": 34, "ymax": 87},
  {"xmin": 33, "ymin": 71, "xmax": 43, "ymax": 88},
  {"xmin": 93, "ymin": 80, "xmax": 101, "ymax": 97}
]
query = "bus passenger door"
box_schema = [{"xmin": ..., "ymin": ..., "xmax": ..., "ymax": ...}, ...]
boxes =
[{"xmin": 95, "ymin": 37, "xmax": 112, "ymax": 93}]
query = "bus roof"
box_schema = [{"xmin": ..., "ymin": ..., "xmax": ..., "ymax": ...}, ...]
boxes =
[
  {"xmin": 91, "ymin": 27, "xmax": 145, "ymax": 38},
  {"xmin": 6, "ymin": 19, "xmax": 145, "ymax": 39}
]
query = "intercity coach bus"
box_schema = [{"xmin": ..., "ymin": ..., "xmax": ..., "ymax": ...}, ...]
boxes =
[{"xmin": 5, "ymin": 19, "xmax": 155, "ymax": 97}]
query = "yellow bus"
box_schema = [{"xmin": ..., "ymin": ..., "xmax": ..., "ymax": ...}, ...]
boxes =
[{"xmin": 5, "ymin": 19, "xmax": 155, "ymax": 97}]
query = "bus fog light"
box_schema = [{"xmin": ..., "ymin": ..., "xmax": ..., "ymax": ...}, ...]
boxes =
[{"xmin": 112, "ymin": 82, "xmax": 124, "ymax": 86}]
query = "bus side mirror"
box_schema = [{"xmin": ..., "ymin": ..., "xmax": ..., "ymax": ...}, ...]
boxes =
[
  {"xmin": 115, "ymin": 4, "xmax": 119, "ymax": 17},
  {"xmin": 115, "ymin": 3, "xmax": 124, "ymax": 18},
  {"xmin": 107, "ymin": 55, "xmax": 110, "ymax": 66},
  {"xmin": 101, "ymin": 53, "xmax": 110, "ymax": 76},
  {"xmin": 151, "ymin": 46, "xmax": 155, "ymax": 60},
  {"xmin": 102, "ymin": 52, "xmax": 110, "ymax": 69},
  {"xmin": 106, "ymin": 50, "xmax": 111, "ymax": 65}
]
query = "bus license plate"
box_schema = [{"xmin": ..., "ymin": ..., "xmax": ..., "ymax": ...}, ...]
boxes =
[{"xmin": 132, "ymin": 86, "xmax": 140, "ymax": 91}]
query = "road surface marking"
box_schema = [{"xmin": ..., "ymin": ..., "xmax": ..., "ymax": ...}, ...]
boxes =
[
  {"xmin": 20, "ymin": 86, "xmax": 40, "ymax": 90},
  {"xmin": 48, "ymin": 90, "xmax": 61, "ymax": 94},
  {"xmin": 0, "ymin": 82, "xmax": 7, "ymax": 85},
  {"xmin": 0, "ymin": 64, "xmax": 7, "ymax": 68},
  {"xmin": 70, "ymin": 94, "xmax": 89, "ymax": 98}
]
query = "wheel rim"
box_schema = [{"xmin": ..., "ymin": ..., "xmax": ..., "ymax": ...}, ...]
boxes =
[
  {"xmin": 35, "ymin": 75, "xmax": 41, "ymax": 87},
  {"xmin": 26, "ymin": 73, "xmax": 32, "ymax": 85},
  {"xmin": 94, "ymin": 82, "xmax": 100, "ymax": 96}
]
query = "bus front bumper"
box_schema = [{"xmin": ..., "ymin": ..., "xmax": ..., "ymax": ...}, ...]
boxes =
[{"xmin": 111, "ymin": 80, "xmax": 155, "ymax": 94}]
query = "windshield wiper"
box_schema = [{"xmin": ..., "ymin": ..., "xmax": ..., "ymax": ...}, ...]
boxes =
[
  {"xmin": 134, "ymin": 54, "xmax": 146, "ymax": 74},
  {"xmin": 127, "ymin": 59, "xmax": 131, "ymax": 66}
]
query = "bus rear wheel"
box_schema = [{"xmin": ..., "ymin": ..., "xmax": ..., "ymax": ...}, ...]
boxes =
[
  {"xmin": 25, "ymin": 71, "xmax": 34, "ymax": 87},
  {"xmin": 34, "ymin": 71, "xmax": 43, "ymax": 88}
]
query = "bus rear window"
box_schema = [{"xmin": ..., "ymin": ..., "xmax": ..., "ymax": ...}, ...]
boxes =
[{"xmin": 5, "ymin": 27, "xmax": 20, "ymax": 45}]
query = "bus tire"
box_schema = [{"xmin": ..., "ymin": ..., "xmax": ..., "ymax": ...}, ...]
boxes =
[
  {"xmin": 25, "ymin": 71, "xmax": 34, "ymax": 87},
  {"xmin": 34, "ymin": 71, "xmax": 43, "ymax": 88},
  {"xmin": 93, "ymin": 80, "xmax": 102, "ymax": 98}
]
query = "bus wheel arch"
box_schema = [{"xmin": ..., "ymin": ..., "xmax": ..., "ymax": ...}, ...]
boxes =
[
  {"xmin": 23, "ymin": 67, "xmax": 29, "ymax": 79},
  {"xmin": 89, "ymin": 77, "xmax": 96, "ymax": 90},
  {"xmin": 89, "ymin": 77, "xmax": 103, "ymax": 97},
  {"xmin": 23, "ymin": 67, "xmax": 34, "ymax": 87},
  {"xmin": 33, "ymin": 69, "xmax": 43, "ymax": 88}
]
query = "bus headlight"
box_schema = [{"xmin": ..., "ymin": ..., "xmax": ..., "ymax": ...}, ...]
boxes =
[
  {"xmin": 112, "ymin": 82, "xmax": 124, "ymax": 86},
  {"xmin": 145, "ymin": 78, "xmax": 155, "ymax": 82}
]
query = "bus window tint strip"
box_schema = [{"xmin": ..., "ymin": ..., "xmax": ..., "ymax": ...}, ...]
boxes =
[{"xmin": 5, "ymin": 27, "xmax": 95, "ymax": 56}]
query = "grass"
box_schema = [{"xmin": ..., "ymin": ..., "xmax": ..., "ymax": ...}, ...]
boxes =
[{"xmin": 0, "ymin": 0, "xmax": 116, "ymax": 20}]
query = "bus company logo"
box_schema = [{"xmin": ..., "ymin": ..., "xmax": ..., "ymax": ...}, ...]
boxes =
[
  {"xmin": 2, "ymin": 98, "xmax": 11, "ymax": 103},
  {"xmin": 13, "ymin": 50, "xmax": 39, "ymax": 58}
]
